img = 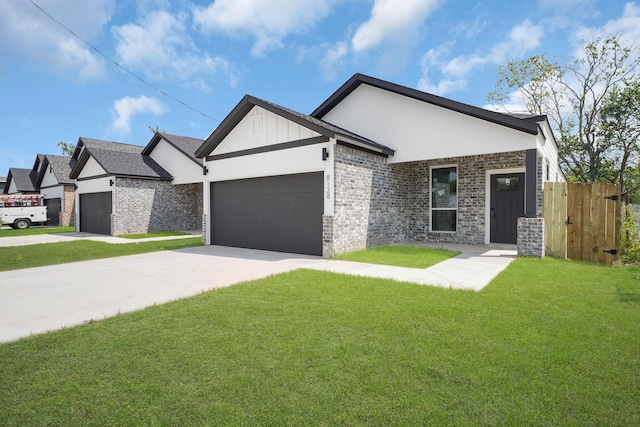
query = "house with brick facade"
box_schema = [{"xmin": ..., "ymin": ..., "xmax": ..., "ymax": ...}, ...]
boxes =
[
  {"xmin": 34, "ymin": 154, "xmax": 76, "ymax": 226},
  {"xmin": 194, "ymin": 73, "xmax": 563, "ymax": 258},
  {"xmin": 69, "ymin": 133, "xmax": 203, "ymax": 235}
]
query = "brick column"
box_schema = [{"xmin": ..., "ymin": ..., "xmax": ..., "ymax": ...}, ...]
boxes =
[{"xmin": 517, "ymin": 217, "xmax": 545, "ymax": 258}]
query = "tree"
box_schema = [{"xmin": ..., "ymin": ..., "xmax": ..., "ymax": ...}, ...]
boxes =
[
  {"xmin": 488, "ymin": 36, "xmax": 640, "ymax": 185},
  {"xmin": 599, "ymin": 81, "xmax": 640, "ymax": 201},
  {"xmin": 148, "ymin": 125, "xmax": 165, "ymax": 134},
  {"xmin": 57, "ymin": 141, "xmax": 74, "ymax": 157}
]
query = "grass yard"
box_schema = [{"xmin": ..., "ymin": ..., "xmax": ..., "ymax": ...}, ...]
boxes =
[
  {"xmin": 0, "ymin": 225, "xmax": 74, "ymax": 237},
  {"xmin": 1, "ymin": 257, "xmax": 638, "ymax": 425},
  {"xmin": 334, "ymin": 244, "xmax": 459, "ymax": 268},
  {"xmin": 117, "ymin": 231, "xmax": 191, "ymax": 239},
  {"xmin": 0, "ymin": 237, "xmax": 202, "ymax": 271}
]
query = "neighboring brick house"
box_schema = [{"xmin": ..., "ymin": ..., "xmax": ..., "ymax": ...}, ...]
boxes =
[
  {"xmin": 3, "ymin": 167, "xmax": 38, "ymax": 195},
  {"xmin": 34, "ymin": 154, "xmax": 76, "ymax": 226},
  {"xmin": 195, "ymin": 74, "xmax": 564, "ymax": 257},
  {"xmin": 69, "ymin": 133, "xmax": 203, "ymax": 235}
]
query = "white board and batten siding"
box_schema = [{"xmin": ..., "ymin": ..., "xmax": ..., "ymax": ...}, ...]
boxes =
[
  {"xmin": 148, "ymin": 140, "xmax": 202, "ymax": 185},
  {"xmin": 212, "ymin": 106, "xmax": 322, "ymax": 157},
  {"xmin": 75, "ymin": 157, "xmax": 112, "ymax": 194},
  {"xmin": 206, "ymin": 105, "xmax": 332, "ymax": 188},
  {"xmin": 321, "ymin": 84, "xmax": 538, "ymax": 164},
  {"xmin": 39, "ymin": 167, "xmax": 65, "ymax": 203},
  {"xmin": 203, "ymin": 106, "xmax": 336, "ymax": 245},
  {"xmin": 536, "ymin": 121, "xmax": 565, "ymax": 183},
  {"xmin": 7, "ymin": 180, "xmax": 19, "ymax": 194}
]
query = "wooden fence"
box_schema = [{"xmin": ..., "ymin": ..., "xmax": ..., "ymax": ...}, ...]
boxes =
[{"xmin": 543, "ymin": 182, "xmax": 621, "ymax": 266}]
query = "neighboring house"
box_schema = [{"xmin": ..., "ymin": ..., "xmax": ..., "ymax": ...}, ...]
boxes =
[
  {"xmin": 34, "ymin": 154, "xmax": 77, "ymax": 226},
  {"xmin": 69, "ymin": 134, "xmax": 203, "ymax": 235},
  {"xmin": 3, "ymin": 168, "xmax": 38, "ymax": 195},
  {"xmin": 195, "ymin": 73, "xmax": 564, "ymax": 257},
  {"xmin": 0, "ymin": 176, "xmax": 6, "ymax": 194}
]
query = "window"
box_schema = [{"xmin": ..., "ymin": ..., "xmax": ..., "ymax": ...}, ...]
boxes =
[
  {"xmin": 496, "ymin": 176, "xmax": 519, "ymax": 191},
  {"xmin": 431, "ymin": 166, "xmax": 457, "ymax": 232}
]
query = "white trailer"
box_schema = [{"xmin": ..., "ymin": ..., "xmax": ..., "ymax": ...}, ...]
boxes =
[{"xmin": 0, "ymin": 194, "xmax": 48, "ymax": 229}]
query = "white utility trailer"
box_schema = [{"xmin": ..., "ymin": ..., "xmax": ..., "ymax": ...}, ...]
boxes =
[{"xmin": 0, "ymin": 194, "xmax": 48, "ymax": 229}]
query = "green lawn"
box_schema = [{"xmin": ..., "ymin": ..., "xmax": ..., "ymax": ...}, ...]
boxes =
[
  {"xmin": 1, "ymin": 257, "xmax": 638, "ymax": 425},
  {"xmin": 117, "ymin": 231, "xmax": 191, "ymax": 239},
  {"xmin": 334, "ymin": 244, "xmax": 459, "ymax": 268},
  {"xmin": 0, "ymin": 225, "xmax": 74, "ymax": 237},
  {"xmin": 0, "ymin": 237, "xmax": 202, "ymax": 271}
]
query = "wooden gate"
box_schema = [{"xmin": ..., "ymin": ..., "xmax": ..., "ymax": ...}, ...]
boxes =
[{"xmin": 543, "ymin": 182, "xmax": 621, "ymax": 266}]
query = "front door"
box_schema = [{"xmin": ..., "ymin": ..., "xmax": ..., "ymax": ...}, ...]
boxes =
[{"xmin": 490, "ymin": 173, "xmax": 525, "ymax": 244}]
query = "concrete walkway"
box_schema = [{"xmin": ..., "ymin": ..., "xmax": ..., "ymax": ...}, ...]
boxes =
[
  {"xmin": 0, "ymin": 242, "xmax": 516, "ymax": 343},
  {"xmin": 307, "ymin": 245, "xmax": 516, "ymax": 291},
  {"xmin": 0, "ymin": 231, "xmax": 200, "ymax": 247}
]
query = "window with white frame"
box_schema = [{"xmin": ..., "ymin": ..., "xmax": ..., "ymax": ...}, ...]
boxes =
[{"xmin": 430, "ymin": 166, "xmax": 457, "ymax": 232}]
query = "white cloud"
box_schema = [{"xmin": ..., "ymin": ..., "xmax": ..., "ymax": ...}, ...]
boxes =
[
  {"xmin": 419, "ymin": 19, "xmax": 544, "ymax": 96},
  {"xmin": 0, "ymin": 0, "xmax": 113, "ymax": 80},
  {"xmin": 113, "ymin": 10, "xmax": 233, "ymax": 90},
  {"xmin": 112, "ymin": 96, "xmax": 168, "ymax": 134},
  {"xmin": 351, "ymin": 0, "xmax": 441, "ymax": 52},
  {"xmin": 320, "ymin": 41, "xmax": 349, "ymax": 81},
  {"xmin": 575, "ymin": 2, "xmax": 640, "ymax": 47},
  {"xmin": 418, "ymin": 78, "xmax": 468, "ymax": 95},
  {"xmin": 193, "ymin": 0, "xmax": 337, "ymax": 57}
]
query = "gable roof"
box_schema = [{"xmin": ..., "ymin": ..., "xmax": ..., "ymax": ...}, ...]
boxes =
[
  {"xmin": 195, "ymin": 95, "xmax": 394, "ymax": 158},
  {"xmin": 33, "ymin": 154, "xmax": 46, "ymax": 173},
  {"xmin": 311, "ymin": 73, "xmax": 540, "ymax": 136},
  {"xmin": 142, "ymin": 132, "xmax": 204, "ymax": 166},
  {"xmin": 71, "ymin": 137, "xmax": 143, "ymax": 161},
  {"xmin": 69, "ymin": 138, "xmax": 172, "ymax": 181},
  {"xmin": 35, "ymin": 154, "xmax": 75, "ymax": 187},
  {"xmin": 4, "ymin": 168, "xmax": 38, "ymax": 194}
]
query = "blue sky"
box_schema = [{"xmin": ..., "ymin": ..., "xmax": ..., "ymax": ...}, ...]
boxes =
[{"xmin": 1, "ymin": 0, "xmax": 639, "ymax": 176}]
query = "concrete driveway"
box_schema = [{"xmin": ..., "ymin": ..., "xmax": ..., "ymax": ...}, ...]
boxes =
[
  {"xmin": 0, "ymin": 238, "xmax": 516, "ymax": 343},
  {"xmin": 0, "ymin": 246, "xmax": 325, "ymax": 343}
]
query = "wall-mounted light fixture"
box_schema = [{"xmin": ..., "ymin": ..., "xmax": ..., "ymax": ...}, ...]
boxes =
[
  {"xmin": 203, "ymin": 166, "xmax": 209, "ymax": 175},
  {"xmin": 109, "ymin": 179, "xmax": 114, "ymax": 186},
  {"xmin": 322, "ymin": 147, "xmax": 329, "ymax": 161}
]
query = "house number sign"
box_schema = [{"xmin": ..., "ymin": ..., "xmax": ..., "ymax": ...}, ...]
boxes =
[{"xmin": 326, "ymin": 174, "xmax": 331, "ymax": 200}]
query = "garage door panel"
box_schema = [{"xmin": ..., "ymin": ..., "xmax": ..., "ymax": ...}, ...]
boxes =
[
  {"xmin": 212, "ymin": 173, "xmax": 323, "ymax": 256},
  {"xmin": 45, "ymin": 198, "xmax": 61, "ymax": 226},
  {"xmin": 79, "ymin": 192, "xmax": 112, "ymax": 235}
]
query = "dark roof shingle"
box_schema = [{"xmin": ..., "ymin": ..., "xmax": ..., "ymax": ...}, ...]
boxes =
[{"xmin": 69, "ymin": 138, "xmax": 172, "ymax": 180}]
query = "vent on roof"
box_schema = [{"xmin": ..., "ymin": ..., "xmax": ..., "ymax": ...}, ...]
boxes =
[{"xmin": 250, "ymin": 113, "xmax": 262, "ymax": 137}]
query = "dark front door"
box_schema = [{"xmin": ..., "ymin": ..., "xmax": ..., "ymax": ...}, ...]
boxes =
[
  {"xmin": 211, "ymin": 172, "xmax": 324, "ymax": 256},
  {"xmin": 45, "ymin": 198, "xmax": 61, "ymax": 226},
  {"xmin": 490, "ymin": 173, "xmax": 525, "ymax": 244},
  {"xmin": 79, "ymin": 192, "xmax": 112, "ymax": 235}
]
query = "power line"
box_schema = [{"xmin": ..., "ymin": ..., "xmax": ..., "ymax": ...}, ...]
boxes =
[{"xmin": 27, "ymin": 0, "xmax": 221, "ymax": 124}]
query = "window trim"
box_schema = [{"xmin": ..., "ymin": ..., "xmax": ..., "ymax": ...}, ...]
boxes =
[{"xmin": 429, "ymin": 164, "xmax": 458, "ymax": 233}]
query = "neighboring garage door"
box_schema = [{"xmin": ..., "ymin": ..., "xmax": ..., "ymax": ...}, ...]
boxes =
[
  {"xmin": 79, "ymin": 192, "xmax": 112, "ymax": 235},
  {"xmin": 211, "ymin": 172, "xmax": 323, "ymax": 256},
  {"xmin": 44, "ymin": 198, "xmax": 61, "ymax": 226}
]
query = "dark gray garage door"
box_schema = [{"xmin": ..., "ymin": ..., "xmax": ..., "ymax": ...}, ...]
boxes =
[
  {"xmin": 45, "ymin": 198, "xmax": 61, "ymax": 226},
  {"xmin": 211, "ymin": 172, "xmax": 323, "ymax": 256},
  {"xmin": 79, "ymin": 192, "xmax": 112, "ymax": 235}
]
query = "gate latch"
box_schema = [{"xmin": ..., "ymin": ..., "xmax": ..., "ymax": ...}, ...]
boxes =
[
  {"xmin": 603, "ymin": 249, "xmax": 618, "ymax": 255},
  {"xmin": 604, "ymin": 195, "xmax": 619, "ymax": 201},
  {"xmin": 565, "ymin": 216, "xmax": 573, "ymax": 225}
]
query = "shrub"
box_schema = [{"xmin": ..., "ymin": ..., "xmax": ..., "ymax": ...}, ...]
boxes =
[{"xmin": 620, "ymin": 204, "xmax": 640, "ymax": 264}]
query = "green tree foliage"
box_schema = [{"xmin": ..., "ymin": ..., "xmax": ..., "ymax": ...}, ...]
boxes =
[
  {"xmin": 599, "ymin": 81, "xmax": 640, "ymax": 201},
  {"xmin": 620, "ymin": 204, "xmax": 640, "ymax": 264},
  {"xmin": 148, "ymin": 125, "xmax": 165, "ymax": 134},
  {"xmin": 56, "ymin": 141, "xmax": 75, "ymax": 157},
  {"xmin": 488, "ymin": 36, "xmax": 640, "ymax": 188}
]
